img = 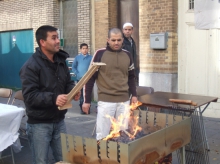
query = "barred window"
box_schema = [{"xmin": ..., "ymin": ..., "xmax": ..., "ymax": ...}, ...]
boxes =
[{"xmin": 189, "ymin": 0, "xmax": 194, "ymax": 10}]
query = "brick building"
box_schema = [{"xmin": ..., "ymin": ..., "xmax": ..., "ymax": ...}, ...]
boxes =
[
  {"xmin": 91, "ymin": 0, "xmax": 178, "ymax": 92},
  {"xmin": 0, "ymin": 0, "xmax": 60, "ymax": 49},
  {"xmin": 0, "ymin": 0, "xmax": 179, "ymax": 93}
]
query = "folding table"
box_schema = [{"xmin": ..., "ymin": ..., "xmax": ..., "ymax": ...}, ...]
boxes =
[
  {"xmin": 139, "ymin": 91, "xmax": 218, "ymax": 164},
  {"xmin": 0, "ymin": 103, "xmax": 25, "ymax": 163}
]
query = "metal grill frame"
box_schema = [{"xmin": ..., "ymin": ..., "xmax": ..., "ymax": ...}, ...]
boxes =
[{"xmin": 60, "ymin": 111, "xmax": 191, "ymax": 164}]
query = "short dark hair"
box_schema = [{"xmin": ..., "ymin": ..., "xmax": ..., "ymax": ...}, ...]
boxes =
[
  {"xmin": 35, "ymin": 25, "xmax": 57, "ymax": 47},
  {"xmin": 80, "ymin": 43, "xmax": 88, "ymax": 49},
  {"xmin": 108, "ymin": 28, "xmax": 123, "ymax": 38}
]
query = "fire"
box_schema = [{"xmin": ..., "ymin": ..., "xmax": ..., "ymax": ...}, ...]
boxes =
[
  {"xmin": 103, "ymin": 101, "xmax": 143, "ymax": 141},
  {"xmin": 130, "ymin": 101, "xmax": 142, "ymax": 110},
  {"xmin": 103, "ymin": 114, "xmax": 128, "ymax": 140},
  {"xmin": 129, "ymin": 111, "xmax": 142, "ymax": 138}
]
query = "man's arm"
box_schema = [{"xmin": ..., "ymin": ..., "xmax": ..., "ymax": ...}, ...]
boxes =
[
  {"xmin": 83, "ymin": 72, "xmax": 97, "ymax": 103},
  {"xmin": 82, "ymin": 64, "xmax": 97, "ymax": 114},
  {"xmin": 128, "ymin": 64, "xmax": 137, "ymax": 97},
  {"xmin": 82, "ymin": 74, "xmax": 96, "ymax": 114},
  {"xmin": 128, "ymin": 65, "xmax": 138, "ymax": 106},
  {"xmin": 124, "ymin": 49, "xmax": 137, "ymax": 98}
]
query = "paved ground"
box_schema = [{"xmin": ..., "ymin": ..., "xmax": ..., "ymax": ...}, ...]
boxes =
[{"xmin": 0, "ymin": 92, "xmax": 220, "ymax": 164}]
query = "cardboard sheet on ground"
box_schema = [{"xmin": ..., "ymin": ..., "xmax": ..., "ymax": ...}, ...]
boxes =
[{"xmin": 58, "ymin": 62, "xmax": 106, "ymax": 110}]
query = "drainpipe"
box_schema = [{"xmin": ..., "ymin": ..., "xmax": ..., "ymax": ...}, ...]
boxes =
[
  {"xmin": 91, "ymin": 0, "xmax": 95, "ymax": 55},
  {"xmin": 59, "ymin": 0, "xmax": 64, "ymax": 49}
]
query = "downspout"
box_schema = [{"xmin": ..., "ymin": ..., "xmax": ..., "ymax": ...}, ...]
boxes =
[
  {"xmin": 91, "ymin": 0, "xmax": 95, "ymax": 55},
  {"xmin": 59, "ymin": 0, "xmax": 64, "ymax": 49}
]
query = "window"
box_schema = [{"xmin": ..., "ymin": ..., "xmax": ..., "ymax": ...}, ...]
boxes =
[{"xmin": 189, "ymin": 0, "xmax": 194, "ymax": 10}]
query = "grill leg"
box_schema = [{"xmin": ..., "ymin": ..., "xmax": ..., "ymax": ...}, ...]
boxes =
[
  {"xmin": 10, "ymin": 146, "xmax": 15, "ymax": 164},
  {"xmin": 180, "ymin": 146, "xmax": 186, "ymax": 164},
  {"xmin": 92, "ymin": 123, "xmax": 96, "ymax": 136},
  {"xmin": 199, "ymin": 107, "xmax": 210, "ymax": 151}
]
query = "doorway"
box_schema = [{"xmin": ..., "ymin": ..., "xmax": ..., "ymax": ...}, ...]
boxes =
[{"xmin": 118, "ymin": 0, "xmax": 139, "ymax": 72}]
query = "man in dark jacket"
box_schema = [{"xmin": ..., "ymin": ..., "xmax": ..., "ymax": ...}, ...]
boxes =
[
  {"xmin": 19, "ymin": 25, "xmax": 80, "ymax": 164},
  {"xmin": 122, "ymin": 22, "xmax": 139, "ymax": 85}
]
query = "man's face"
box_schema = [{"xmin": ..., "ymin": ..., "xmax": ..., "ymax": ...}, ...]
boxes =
[
  {"xmin": 80, "ymin": 46, "xmax": 88, "ymax": 55},
  {"xmin": 41, "ymin": 31, "xmax": 60, "ymax": 54},
  {"xmin": 107, "ymin": 33, "xmax": 124, "ymax": 51},
  {"xmin": 123, "ymin": 26, "xmax": 133, "ymax": 38}
]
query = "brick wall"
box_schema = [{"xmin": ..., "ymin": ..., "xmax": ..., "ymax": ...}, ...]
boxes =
[
  {"xmin": 77, "ymin": 0, "xmax": 91, "ymax": 53},
  {"xmin": 94, "ymin": 0, "xmax": 109, "ymax": 50},
  {"xmin": 0, "ymin": 0, "xmax": 60, "ymax": 49},
  {"xmin": 108, "ymin": 0, "xmax": 118, "ymax": 29},
  {"xmin": 139, "ymin": 0, "xmax": 178, "ymax": 74},
  {"xmin": 94, "ymin": 0, "xmax": 118, "ymax": 50}
]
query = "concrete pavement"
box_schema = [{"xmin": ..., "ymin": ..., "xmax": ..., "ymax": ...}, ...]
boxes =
[{"xmin": 0, "ymin": 91, "xmax": 220, "ymax": 164}]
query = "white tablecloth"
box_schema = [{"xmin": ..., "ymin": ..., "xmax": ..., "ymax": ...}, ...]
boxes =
[{"xmin": 0, "ymin": 103, "xmax": 25, "ymax": 152}]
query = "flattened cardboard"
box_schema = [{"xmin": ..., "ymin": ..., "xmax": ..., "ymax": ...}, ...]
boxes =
[{"xmin": 58, "ymin": 62, "xmax": 106, "ymax": 110}]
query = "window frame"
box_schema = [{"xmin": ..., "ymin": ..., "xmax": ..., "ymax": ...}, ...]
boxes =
[{"xmin": 189, "ymin": 0, "xmax": 194, "ymax": 10}]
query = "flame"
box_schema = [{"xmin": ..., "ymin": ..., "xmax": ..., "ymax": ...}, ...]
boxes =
[
  {"xmin": 130, "ymin": 101, "xmax": 142, "ymax": 110},
  {"xmin": 103, "ymin": 114, "xmax": 128, "ymax": 140},
  {"xmin": 129, "ymin": 112, "xmax": 142, "ymax": 137},
  {"xmin": 103, "ymin": 102, "xmax": 143, "ymax": 141}
]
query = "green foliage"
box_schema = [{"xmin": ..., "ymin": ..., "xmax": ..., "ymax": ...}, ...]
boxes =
[
  {"xmin": 0, "ymin": 85, "xmax": 21, "ymax": 91},
  {"xmin": 91, "ymin": 99, "xmax": 97, "ymax": 104}
]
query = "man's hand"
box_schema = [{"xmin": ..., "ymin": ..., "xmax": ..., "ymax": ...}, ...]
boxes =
[
  {"xmin": 82, "ymin": 103, "xmax": 90, "ymax": 114},
  {"xmin": 56, "ymin": 94, "xmax": 68, "ymax": 107},
  {"xmin": 73, "ymin": 91, "xmax": 81, "ymax": 101},
  {"xmin": 131, "ymin": 96, "xmax": 138, "ymax": 104},
  {"xmin": 130, "ymin": 96, "xmax": 139, "ymax": 110}
]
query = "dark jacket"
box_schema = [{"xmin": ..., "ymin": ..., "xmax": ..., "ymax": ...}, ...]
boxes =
[
  {"xmin": 122, "ymin": 35, "xmax": 139, "ymax": 77},
  {"xmin": 84, "ymin": 45, "xmax": 137, "ymax": 103},
  {"xmin": 19, "ymin": 48, "xmax": 74, "ymax": 124}
]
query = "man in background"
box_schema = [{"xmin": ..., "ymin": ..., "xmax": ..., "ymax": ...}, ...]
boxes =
[
  {"xmin": 72, "ymin": 43, "xmax": 92, "ymax": 114},
  {"xmin": 122, "ymin": 22, "xmax": 139, "ymax": 85}
]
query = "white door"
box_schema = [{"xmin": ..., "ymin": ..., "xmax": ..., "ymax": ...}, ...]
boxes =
[{"xmin": 178, "ymin": 0, "xmax": 220, "ymax": 117}]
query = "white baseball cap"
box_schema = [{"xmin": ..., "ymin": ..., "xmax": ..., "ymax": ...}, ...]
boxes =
[{"xmin": 123, "ymin": 22, "xmax": 133, "ymax": 29}]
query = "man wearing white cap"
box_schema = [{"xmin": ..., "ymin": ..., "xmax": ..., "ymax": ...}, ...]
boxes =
[{"xmin": 122, "ymin": 22, "xmax": 139, "ymax": 85}]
